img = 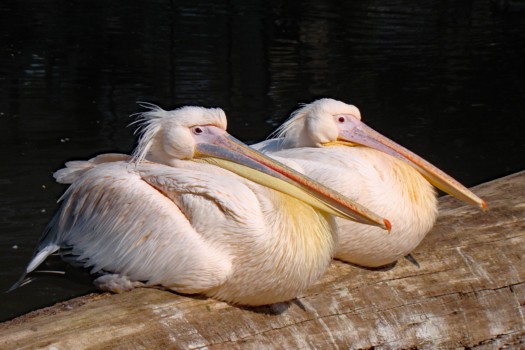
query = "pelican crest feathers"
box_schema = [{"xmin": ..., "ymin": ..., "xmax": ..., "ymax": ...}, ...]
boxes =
[{"xmin": 131, "ymin": 104, "xmax": 227, "ymax": 164}]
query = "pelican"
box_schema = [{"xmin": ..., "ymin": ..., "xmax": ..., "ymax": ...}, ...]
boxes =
[
  {"xmin": 253, "ymin": 98, "xmax": 486, "ymax": 267},
  {"xmin": 11, "ymin": 105, "xmax": 388, "ymax": 306}
]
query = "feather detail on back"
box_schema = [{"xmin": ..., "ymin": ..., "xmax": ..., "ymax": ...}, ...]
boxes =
[{"xmin": 54, "ymin": 153, "xmax": 131, "ymax": 184}]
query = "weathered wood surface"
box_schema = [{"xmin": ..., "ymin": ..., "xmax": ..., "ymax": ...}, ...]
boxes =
[{"xmin": 1, "ymin": 171, "xmax": 524, "ymax": 350}]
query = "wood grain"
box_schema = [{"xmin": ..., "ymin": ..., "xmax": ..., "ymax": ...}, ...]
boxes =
[{"xmin": 1, "ymin": 171, "xmax": 524, "ymax": 349}]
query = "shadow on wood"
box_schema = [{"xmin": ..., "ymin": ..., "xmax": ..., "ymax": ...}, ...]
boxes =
[{"xmin": 1, "ymin": 171, "xmax": 524, "ymax": 349}]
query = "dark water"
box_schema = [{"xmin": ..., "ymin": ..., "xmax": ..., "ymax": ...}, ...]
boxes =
[{"xmin": 0, "ymin": 0, "xmax": 523, "ymax": 322}]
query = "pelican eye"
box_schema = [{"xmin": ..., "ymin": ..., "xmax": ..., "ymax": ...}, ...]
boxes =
[
  {"xmin": 337, "ymin": 116, "xmax": 346, "ymax": 123},
  {"xmin": 192, "ymin": 126, "xmax": 204, "ymax": 134}
]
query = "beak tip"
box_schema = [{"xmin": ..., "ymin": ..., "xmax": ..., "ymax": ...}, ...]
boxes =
[
  {"xmin": 481, "ymin": 199, "xmax": 488, "ymax": 211},
  {"xmin": 384, "ymin": 219, "xmax": 392, "ymax": 233}
]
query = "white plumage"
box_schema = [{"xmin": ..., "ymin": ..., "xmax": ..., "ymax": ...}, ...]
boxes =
[
  {"xmin": 13, "ymin": 105, "xmax": 386, "ymax": 305},
  {"xmin": 254, "ymin": 98, "xmax": 486, "ymax": 267}
]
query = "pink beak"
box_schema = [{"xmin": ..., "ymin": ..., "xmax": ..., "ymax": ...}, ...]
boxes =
[{"xmin": 335, "ymin": 114, "xmax": 487, "ymax": 210}]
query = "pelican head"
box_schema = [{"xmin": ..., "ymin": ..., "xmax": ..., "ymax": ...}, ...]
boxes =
[
  {"xmin": 131, "ymin": 104, "xmax": 390, "ymax": 229},
  {"xmin": 132, "ymin": 105, "xmax": 228, "ymax": 164},
  {"xmin": 274, "ymin": 98, "xmax": 487, "ymax": 210}
]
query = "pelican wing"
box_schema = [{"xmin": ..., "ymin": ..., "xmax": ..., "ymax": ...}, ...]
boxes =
[
  {"xmin": 22, "ymin": 161, "xmax": 232, "ymax": 293},
  {"xmin": 140, "ymin": 164, "xmax": 265, "ymax": 227},
  {"xmin": 250, "ymin": 138, "xmax": 285, "ymax": 153}
]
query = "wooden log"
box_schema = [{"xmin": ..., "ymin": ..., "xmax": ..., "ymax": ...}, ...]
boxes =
[{"xmin": 1, "ymin": 171, "xmax": 524, "ymax": 349}]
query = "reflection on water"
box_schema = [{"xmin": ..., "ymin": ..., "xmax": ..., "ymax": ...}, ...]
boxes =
[{"xmin": 0, "ymin": 0, "xmax": 523, "ymax": 321}]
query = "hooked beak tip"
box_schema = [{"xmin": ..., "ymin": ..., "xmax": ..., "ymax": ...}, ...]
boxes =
[
  {"xmin": 481, "ymin": 200, "xmax": 488, "ymax": 211},
  {"xmin": 384, "ymin": 219, "xmax": 392, "ymax": 233}
]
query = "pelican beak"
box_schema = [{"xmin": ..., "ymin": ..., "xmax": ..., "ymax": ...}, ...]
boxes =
[
  {"xmin": 194, "ymin": 128, "xmax": 390, "ymax": 230},
  {"xmin": 330, "ymin": 115, "xmax": 487, "ymax": 210}
]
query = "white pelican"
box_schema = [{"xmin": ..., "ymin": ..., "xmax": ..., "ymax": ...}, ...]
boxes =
[
  {"xmin": 12, "ymin": 105, "xmax": 388, "ymax": 306},
  {"xmin": 253, "ymin": 98, "xmax": 486, "ymax": 268}
]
